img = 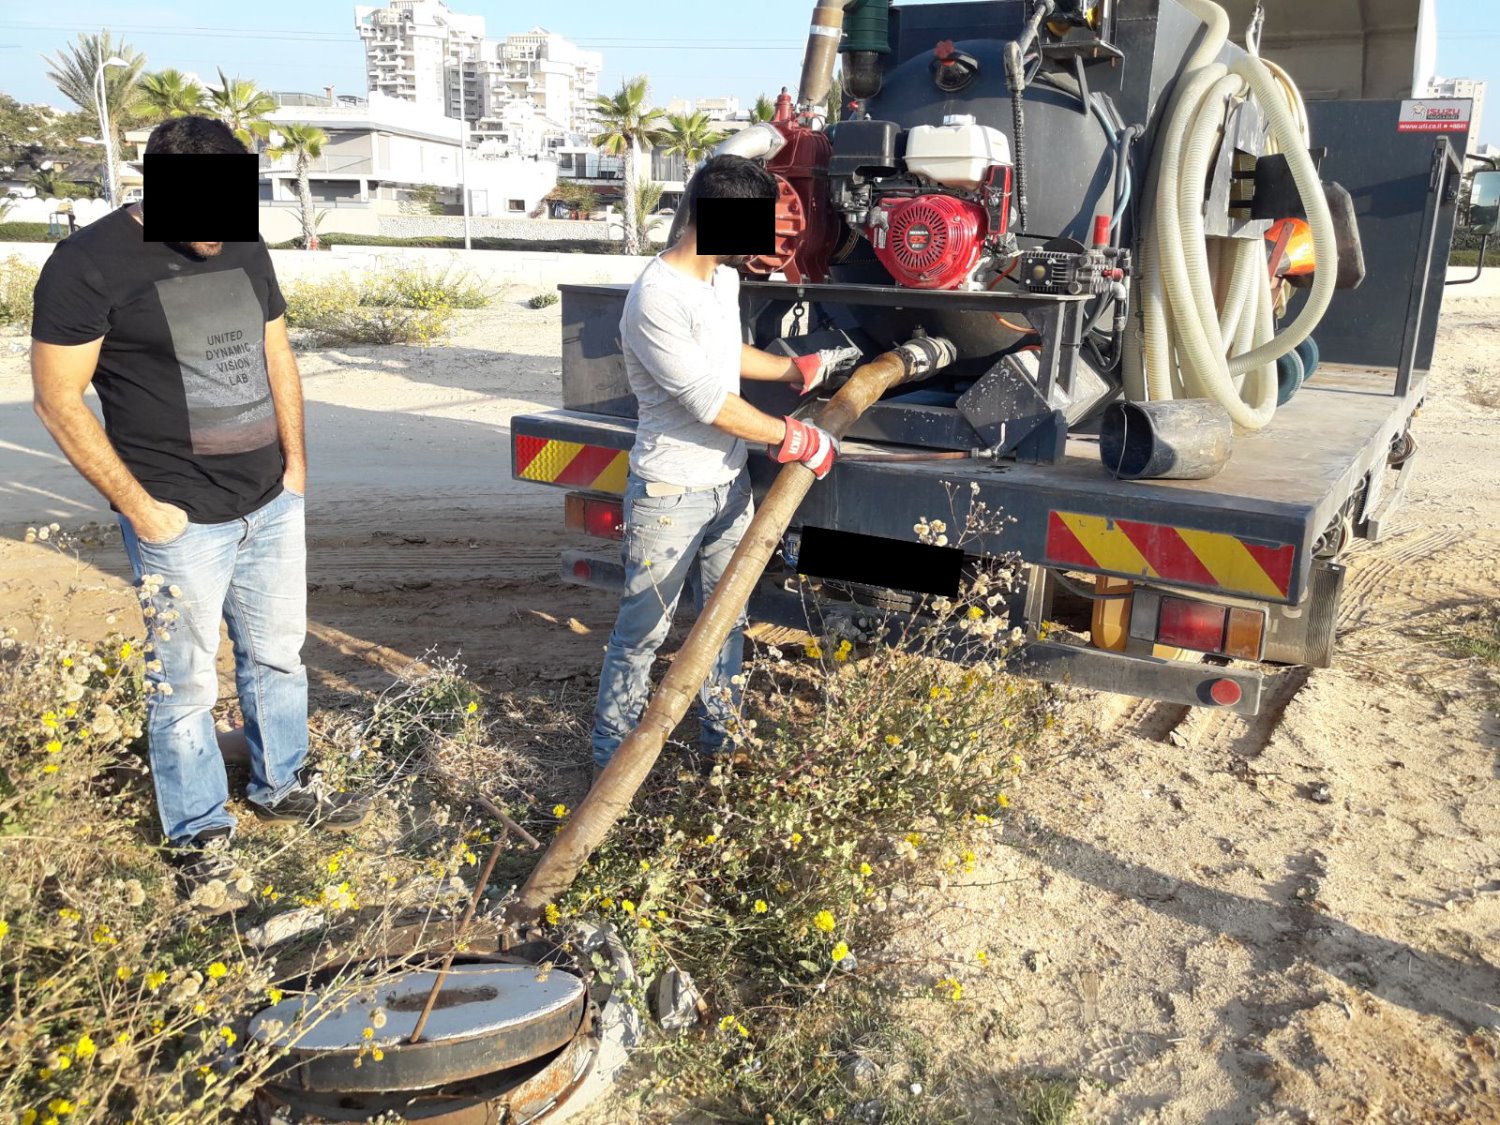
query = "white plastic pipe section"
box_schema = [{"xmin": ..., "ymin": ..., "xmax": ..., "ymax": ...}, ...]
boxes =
[{"xmin": 1126, "ymin": 0, "xmax": 1338, "ymax": 431}]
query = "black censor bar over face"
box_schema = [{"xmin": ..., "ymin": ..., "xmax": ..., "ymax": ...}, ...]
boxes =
[
  {"xmin": 694, "ymin": 197, "xmax": 776, "ymax": 257},
  {"xmin": 141, "ymin": 154, "xmax": 261, "ymax": 243}
]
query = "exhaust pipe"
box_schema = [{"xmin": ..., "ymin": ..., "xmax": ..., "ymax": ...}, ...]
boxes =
[{"xmin": 797, "ymin": 0, "xmax": 859, "ymax": 114}]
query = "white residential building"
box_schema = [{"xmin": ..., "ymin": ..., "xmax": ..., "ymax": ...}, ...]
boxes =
[
  {"xmin": 355, "ymin": 2, "xmax": 602, "ymax": 158},
  {"xmin": 257, "ymin": 92, "xmax": 557, "ymax": 220},
  {"xmin": 1426, "ymin": 76, "xmax": 1488, "ymax": 149}
]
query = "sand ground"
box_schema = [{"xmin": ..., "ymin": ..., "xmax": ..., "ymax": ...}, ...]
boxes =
[{"xmin": 1, "ymin": 282, "xmax": 1496, "ymax": 1122}]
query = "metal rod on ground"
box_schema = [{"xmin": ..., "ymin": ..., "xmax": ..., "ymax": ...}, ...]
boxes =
[
  {"xmin": 409, "ymin": 825, "xmax": 508, "ymax": 1044},
  {"xmin": 505, "ymin": 335, "xmax": 957, "ymax": 926}
]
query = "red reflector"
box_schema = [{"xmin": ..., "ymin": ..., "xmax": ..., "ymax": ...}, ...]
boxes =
[
  {"xmin": 571, "ymin": 559, "xmax": 592, "ymax": 581},
  {"xmin": 1156, "ymin": 597, "xmax": 1228, "ymax": 653},
  {"xmin": 1209, "ymin": 678, "xmax": 1242, "ymax": 707},
  {"xmin": 564, "ymin": 493, "xmax": 624, "ymax": 540}
]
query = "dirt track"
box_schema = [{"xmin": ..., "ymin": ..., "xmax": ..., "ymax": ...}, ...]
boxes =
[{"xmin": 1, "ymin": 286, "xmax": 1497, "ymax": 1121}]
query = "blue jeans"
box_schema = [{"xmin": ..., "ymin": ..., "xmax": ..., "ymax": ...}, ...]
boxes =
[
  {"xmin": 120, "ymin": 487, "xmax": 310, "ymax": 844},
  {"xmin": 592, "ymin": 471, "xmax": 754, "ymax": 768}
]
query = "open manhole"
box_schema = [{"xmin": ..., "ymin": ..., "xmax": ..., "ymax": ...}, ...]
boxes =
[{"xmin": 251, "ymin": 960, "xmax": 588, "ymax": 1093}]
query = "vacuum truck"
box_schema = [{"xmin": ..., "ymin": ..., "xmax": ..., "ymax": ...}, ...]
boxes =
[{"xmin": 511, "ymin": 0, "xmax": 1489, "ymax": 717}]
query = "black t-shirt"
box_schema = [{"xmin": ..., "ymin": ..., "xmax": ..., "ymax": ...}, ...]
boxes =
[{"xmin": 30, "ymin": 207, "xmax": 289, "ymax": 523}]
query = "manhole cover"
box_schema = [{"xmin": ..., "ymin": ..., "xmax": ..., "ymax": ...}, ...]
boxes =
[{"xmin": 251, "ymin": 961, "xmax": 588, "ymax": 1092}]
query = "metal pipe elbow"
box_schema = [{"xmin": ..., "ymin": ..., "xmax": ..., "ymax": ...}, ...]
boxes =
[{"xmin": 712, "ymin": 122, "xmax": 787, "ymax": 162}]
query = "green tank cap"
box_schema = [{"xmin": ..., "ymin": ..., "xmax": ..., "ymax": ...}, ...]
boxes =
[{"xmin": 842, "ymin": 0, "xmax": 891, "ymax": 55}]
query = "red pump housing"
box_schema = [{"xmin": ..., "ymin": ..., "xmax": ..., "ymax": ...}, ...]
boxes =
[
  {"xmin": 872, "ymin": 194, "xmax": 988, "ymax": 290},
  {"xmin": 743, "ymin": 91, "xmax": 840, "ymax": 283}
]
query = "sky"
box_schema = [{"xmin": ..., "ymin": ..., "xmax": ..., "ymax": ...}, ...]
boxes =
[{"xmin": 0, "ymin": 0, "xmax": 1497, "ymax": 146}]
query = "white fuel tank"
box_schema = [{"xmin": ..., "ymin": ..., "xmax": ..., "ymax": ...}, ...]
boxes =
[{"xmin": 903, "ymin": 115, "xmax": 1013, "ymax": 190}]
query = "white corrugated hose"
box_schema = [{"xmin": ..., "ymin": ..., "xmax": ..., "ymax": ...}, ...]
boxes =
[{"xmin": 1124, "ymin": 0, "xmax": 1337, "ymax": 431}]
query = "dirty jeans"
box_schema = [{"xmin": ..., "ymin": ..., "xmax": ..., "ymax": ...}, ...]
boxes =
[
  {"xmin": 592, "ymin": 471, "xmax": 754, "ymax": 768},
  {"xmin": 119, "ymin": 487, "xmax": 310, "ymax": 844}
]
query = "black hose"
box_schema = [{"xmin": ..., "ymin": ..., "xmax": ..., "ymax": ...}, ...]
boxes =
[{"xmin": 1012, "ymin": 84, "xmax": 1029, "ymax": 234}]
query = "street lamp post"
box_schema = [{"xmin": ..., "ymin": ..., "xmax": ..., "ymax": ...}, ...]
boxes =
[
  {"xmin": 460, "ymin": 117, "xmax": 471, "ymax": 251},
  {"xmin": 95, "ymin": 55, "xmax": 128, "ymax": 208}
]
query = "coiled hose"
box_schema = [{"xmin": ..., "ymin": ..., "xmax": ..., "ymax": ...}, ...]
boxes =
[{"xmin": 1124, "ymin": 0, "xmax": 1338, "ymax": 431}]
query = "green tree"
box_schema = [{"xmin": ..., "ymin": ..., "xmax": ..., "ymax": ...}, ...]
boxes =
[
  {"xmin": 660, "ymin": 111, "xmax": 726, "ymax": 184},
  {"xmin": 266, "ymin": 123, "xmax": 328, "ymax": 248},
  {"xmin": 29, "ymin": 166, "xmax": 89, "ymax": 200},
  {"xmin": 546, "ymin": 180, "xmax": 598, "ymax": 219},
  {"xmin": 137, "ymin": 68, "xmax": 207, "ymax": 122},
  {"xmin": 41, "ymin": 31, "xmax": 148, "ymax": 203},
  {"xmin": 635, "ymin": 179, "xmax": 665, "ymax": 247},
  {"xmin": 827, "ymin": 71, "xmax": 844, "ymax": 123},
  {"xmin": 208, "ymin": 68, "xmax": 277, "ymax": 152},
  {"xmin": 592, "ymin": 76, "xmax": 666, "ymax": 256},
  {"xmin": 751, "ymin": 94, "xmax": 776, "ymax": 122}
]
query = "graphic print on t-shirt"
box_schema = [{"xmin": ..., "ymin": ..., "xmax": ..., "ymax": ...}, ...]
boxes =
[{"xmin": 154, "ymin": 269, "xmax": 276, "ymax": 456}]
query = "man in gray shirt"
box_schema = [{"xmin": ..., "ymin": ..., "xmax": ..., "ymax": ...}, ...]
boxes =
[{"xmin": 591, "ymin": 155, "xmax": 858, "ymax": 775}]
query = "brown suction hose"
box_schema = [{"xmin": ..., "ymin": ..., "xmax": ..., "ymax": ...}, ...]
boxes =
[{"xmin": 506, "ymin": 336, "xmax": 957, "ymax": 926}]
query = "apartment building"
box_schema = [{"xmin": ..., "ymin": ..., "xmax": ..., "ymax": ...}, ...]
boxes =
[{"xmin": 355, "ymin": 1, "xmax": 602, "ymax": 158}]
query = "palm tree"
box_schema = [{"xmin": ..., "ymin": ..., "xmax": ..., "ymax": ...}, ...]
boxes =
[
  {"xmin": 137, "ymin": 69, "xmax": 207, "ymax": 122},
  {"xmin": 30, "ymin": 166, "xmax": 81, "ymax": 199},
  {"xmin": 660, "ymin": 111, "xmax": 726, "ymax": 184},
  {"xmin": 751, "ymin": 94, "xmax": 776, "ymax": 122},
  {"xmin": 592, "ymin": 76, "xmax": 666, "ymax": 256},
  {"xmin": 42, "ymin": 31, "xmax": 147, "ymax": 205},
  {"xmin": 266, "ymin": 123, "xmax": 327, "ymax": 249},
  {"xmin": 635, "ymin": 179, "xmax": 665, "ymax": 248},
  {"xmin": 208, "ymin": 68, "xmax": 277, "ymax": 153}
]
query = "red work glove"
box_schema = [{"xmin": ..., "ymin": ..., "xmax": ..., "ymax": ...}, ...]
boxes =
[
  {"xmin": 791, "ymin": 345, "xmax": 863, "ymax": 395},
  {"xmin": 774, "ymin": 416, "xmax": 839, "ymax": 479}
]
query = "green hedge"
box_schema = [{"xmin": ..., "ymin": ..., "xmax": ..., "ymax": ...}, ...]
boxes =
[
  {"xmin": 266, "ymin": 233, "xmax": 617, "ymax": 255},
  {"xmin": 0, "ymin": 222, "xmax": 65, "ymax": 242}
]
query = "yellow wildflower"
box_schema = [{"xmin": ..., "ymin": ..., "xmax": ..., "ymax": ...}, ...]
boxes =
[
  {"xmin": 75, "ymin": 1034, "xmax": 96, "ymax": 1059},
  {"xmin": 119, "ymin": 642, "xmax": 132, "ymax": 659},
  {"xmin": 904, "ymin": 832, "xmax": 922, "ymax": 849},
  {"xmin": 996, "ymin": 793, "xmax": 1010, "ymax": 808},
  {"xmin": 552, "ymin": 804, "xmax": 569, "ymax": 818},
  {"xmin": 939, "ymin": 977, "xmax": 962, "ymax": 1001},
  {"xmin": 804, "ymin": 640, "xmax": 823, "ymax": 659},
  {"xmin": 973, "ymin": 813, "xmax": 993, "ymax": 826},
  {"xmin": 968, "ymin": 606, "xmax": 984, "ymax": 620},
  {"xmin": 834, "ymin": 639, "xmax": 853, "ymax": 663},
  {"xmin": 0, "ymin": 920, "xmax": 9, "ymax": 941},
  {"xmin": 702, "ymin": 834, "xmax": 718, "ymax": 845},
  {"xmin": 219, "ymin": 1027, "xmax": 236, "ymax": 1047},
  {"xmin": 544, "ymin": 903, "xmax": 561, "ymax": 925},
  {"xmin": 753, "ymin": 899, "xmax": 769, "ymax": 914},
  {"xmin": 620, "ymin": 900, "xmax": 636, "ymax": 914},
  {"xmin": 789, "ymin": 832, "xmax": 802, "ymax": 846},
  {"xmin": 362, "ymin": 1027, "xmax": 374, "ymax": 1040},
  {"xmin": 372, "ymin": 1047, "xmax": 385, "ymax": 1062},
  {"xmin": 43, "ymin": 763, "xmax": 59, "ymax": 774},
  {"xmin": 656, "ymin": 910, "xmax": 668, "ymax": 921},
  {"xmin": 884, "ymin": 734, "xmax": 902, "ymax": 747},
  {"xmin": 57, "ymin": 907, "xmax": 80, "ymax": 922},
  {"xmin": 831, "ymin": 941, "xmax": 850, "ymax": 963},
  {"xmin": 638, "ymin": 917, "xmax": 653, "ymax": 930},
  {"xmin": 976, "ymin": 950, "xmax": 989, "ymax": 965},
  {"xmin": 116, "ymin": 966, "xmax": 133, "ymax": 981},
  {"xmin": 41, "ymin": 712, "xmax": 58, "ymax": 729},
  {"xmin": 48, "ymin": 1100, "xmax": 76, "ymax": 1117},
  {"xmin": 600, "ymin": 897, "xmax": 615, "ymax": 910},
  {"xmin": 45, "ymin": 740, "xmax": 62, "ymax": 754},
  {"xmin": 858, "ymin": 862, "xmax": 873, "ymax": 877},
  {"xmin": 145, "ymin": 970, "xmax": 167, "ymax": 990},
  {"xmin": 466, "ymin": 701, "xmax": 478, "ymax": 714},
  {"xmin": 267, "ymin": 988, "xmax": 284, "ymax": 1004},
  {"xmin": 92, "ymin": 924, "xmax": 115, "ymax": 945},
  {"xmin": 813, "ymin": 910, "xmax": 836, "ymax": 933},
  {"xmin": 207, "ymin": 962, "xmax": 228, "ymax": 980},
  {"xmin": 638, "ymin": 859, "xmax": 651, "ymax": 871}
]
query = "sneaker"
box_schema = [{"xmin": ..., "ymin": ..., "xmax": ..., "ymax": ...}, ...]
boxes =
[
  {"xmin": 252, "ymin": 768, "xmax": 372, "ymax": 831},
  {"xmin": 171, "ymin": 829, "xmax": 252, "ymax": 915}
]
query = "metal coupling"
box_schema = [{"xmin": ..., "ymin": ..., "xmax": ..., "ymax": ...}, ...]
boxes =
[{"xmin": 894, "ymin": 335, "xmax": 958, "ymax": 380}]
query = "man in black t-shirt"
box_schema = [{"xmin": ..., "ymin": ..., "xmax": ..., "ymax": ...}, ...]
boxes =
[{"xmin": 30, "ymin": 117, "xmax": 368, "ymax": 913}]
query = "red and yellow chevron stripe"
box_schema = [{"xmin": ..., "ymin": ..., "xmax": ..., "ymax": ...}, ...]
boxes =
[
  {"xmin": 514, "ymin": 435, "xmax": 629, "ymax": 495},
  {"xmin": 1044, "ymin": 510, "xmax": 1295, "ymax": 601}
]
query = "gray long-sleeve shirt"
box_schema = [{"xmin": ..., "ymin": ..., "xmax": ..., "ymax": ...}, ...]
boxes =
[{"xmin": 620, "ymin": 256, "xmax": 746, "ymax": 487}]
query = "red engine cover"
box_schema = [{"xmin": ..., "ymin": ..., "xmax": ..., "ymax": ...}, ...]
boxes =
[{"xmin": 872, "ymin": 194, "xmax": 987, "ymax": 290}]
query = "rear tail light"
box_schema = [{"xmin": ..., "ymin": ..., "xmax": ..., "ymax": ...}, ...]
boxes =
[
  {"xmin": 1223, "ymin": 607, "xmax": 1267, "ymax": 661},
  {"xmin": 564, "ymin": 493, "xmax": 624, "ymax": 540},
  {"xmin": 1156, "ymin": 597, "xmax": 1227, "ymax": 653}
]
